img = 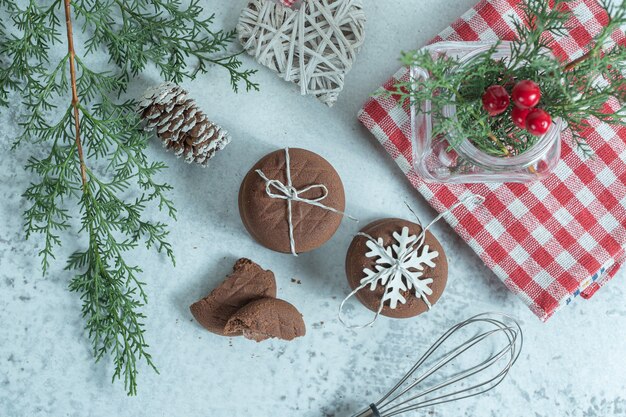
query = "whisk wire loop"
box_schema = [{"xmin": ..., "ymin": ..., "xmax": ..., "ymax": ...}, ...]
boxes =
[
  {"xmin": 351, "ymin": 313, "xmax": 523, "ymax": 417},
  {"xmin": 385, "ymin": 327, "xmax": 515, "ymax": 411}
]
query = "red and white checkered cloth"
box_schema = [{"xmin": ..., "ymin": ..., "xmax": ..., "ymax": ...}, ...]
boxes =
[{"xmin": 358, "ymin": 0, "xmax": 626, "ymax": 321}]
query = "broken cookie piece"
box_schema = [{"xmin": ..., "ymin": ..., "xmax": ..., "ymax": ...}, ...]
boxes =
[
  {"xmin": 190, "ymin": 258, "xmax": 277, "ymax": 336},
  {"xmin": 224, "ymin": 298, "xmax": 306, "ymax": 342}
]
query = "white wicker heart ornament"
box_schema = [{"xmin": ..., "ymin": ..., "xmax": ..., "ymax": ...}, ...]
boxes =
[{"xmin": 237, "ymin": 0, "xmax": 366, "ymax": 107}]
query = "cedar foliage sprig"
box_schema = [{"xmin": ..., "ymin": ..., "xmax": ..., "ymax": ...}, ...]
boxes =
[
  {"xmin": 0, "ymin": 0, "xmax": 258, "ymax": 396},
  {"xmin": 393, "ymin": 0, "xmax": 626, "ymax": 158}
]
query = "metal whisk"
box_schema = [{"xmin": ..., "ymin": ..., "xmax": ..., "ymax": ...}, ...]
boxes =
[{"xmin": 350, "ymin": 313, "xmax": 523, "ymax": 417}]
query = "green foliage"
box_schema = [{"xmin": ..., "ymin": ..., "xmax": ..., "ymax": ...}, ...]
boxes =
[
  {"xmin": 392, "ymin": 0, "xmax": 626, "ymax": 158},
  {"xmin": 0, "ymin": 0, "xmax": 257, "ymax": 395},
  {"xmin": 71, "ymin": 0, "xmax": 258, "ymax": 92}
]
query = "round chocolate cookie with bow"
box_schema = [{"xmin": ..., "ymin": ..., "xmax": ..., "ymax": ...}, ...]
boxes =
[{"xmin": 239, "ymin": 148, "xmax": 352, "ymax": 255}]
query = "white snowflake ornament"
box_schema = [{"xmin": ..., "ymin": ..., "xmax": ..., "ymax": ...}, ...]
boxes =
[{"xmin": 361, "ymin": 227, "xmax": 439, "ymax": 309}]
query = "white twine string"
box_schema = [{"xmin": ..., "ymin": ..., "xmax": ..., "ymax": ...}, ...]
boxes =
[
  {"xmin": 339, "ymin": 194, "xmax": 486, "ymax": 329},
  {"xmin": 255, "ymin": 148, "xmax": 356, "ymax": 256}
]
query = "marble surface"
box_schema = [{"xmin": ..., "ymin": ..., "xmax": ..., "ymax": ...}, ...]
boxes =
[{"xmin": 1, "ymin": 1, "xmax": 626, "ymax": 416}]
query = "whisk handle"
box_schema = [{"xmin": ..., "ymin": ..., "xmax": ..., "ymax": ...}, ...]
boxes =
[{"xmin": 353, "ymin": 404, "xmax": 381, "ymax": 417}]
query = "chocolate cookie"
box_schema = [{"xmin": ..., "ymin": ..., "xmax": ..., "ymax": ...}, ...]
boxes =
[
  {"xmin": 345, "ymin": 218, "xmax": 448, "ymax": 319},
  {"xmin": 190, "ymin": 258, "xmax": 277, "ymax": 335},
  {"xmin": 224, "ymin": 298, "xmax": 306, "ymax": 342},
  {"xmin": 239, "ymin": 148, "xmax": 345, "ymax": 254}
]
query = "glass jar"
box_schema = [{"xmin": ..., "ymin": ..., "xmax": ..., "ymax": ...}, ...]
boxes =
[{"xmin": 410, "ymin": 41, "xmax": 563, "ymax": 183}]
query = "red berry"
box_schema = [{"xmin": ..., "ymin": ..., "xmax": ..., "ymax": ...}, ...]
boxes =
[
  {"xmin": 525, "ymin": 109, "xmax": 552, "ymax": 136},
  {"xmin": 511, "ymin": 107, "xmax": 531, "ymax": 129},
  {"xmin": 482, "ymin": 85, "xmax": 510, "ymax": 116},
  {"xmin": 512, "ymin": 80, "xmax": 541, "ymax": 109}
]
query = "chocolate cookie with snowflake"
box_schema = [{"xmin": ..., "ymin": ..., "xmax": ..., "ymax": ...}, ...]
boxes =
[{"xmin": 345, "ymin": 218, "xmax": 448, "ymax": 318}]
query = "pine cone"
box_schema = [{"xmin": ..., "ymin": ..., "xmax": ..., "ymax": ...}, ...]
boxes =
[{"xmin": 138, "ymin": 83, "xmax": 231, "ymax": 167}]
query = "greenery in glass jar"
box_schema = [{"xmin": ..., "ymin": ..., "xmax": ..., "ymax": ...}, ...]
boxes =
[{"xmin": 392, "ymin": 0, "xmax": 626, "ymax": 158}]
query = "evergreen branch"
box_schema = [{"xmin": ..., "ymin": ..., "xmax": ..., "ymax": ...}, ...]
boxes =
[
  {"xmin": 63, "ymin": 0, "xmax": 88, "ymax": 187},
  {"xmin": 63, "ymin": 0, "xmax": 155, "ymax": 395},
  {"xmin": 210, "ymin": 49, "xmax": 261, "ymax": 93},
  {"xmin": 2, "ymin": 0, "xmax": 257, "ymax": 396},
  {"xmin": 0, "ymin": 1, "xmax": 62, "ymax": 107},
  {"xmin": 67, "ymin": 185, "xmax": 157, "ymax": 397},
  {"xmin": 72, "ymin": 0, "xmax": 259, "ymax": 91},
  {"xmin": 23, "ymin": 121, "xmax": 80, "ymax": 273},
  {"xmin": 14, "ymin": 54, "xmax": 69, "ymax": 148}
]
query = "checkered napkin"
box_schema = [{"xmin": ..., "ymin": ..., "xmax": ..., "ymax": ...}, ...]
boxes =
[{"xmin": 358, "ymin": 0, "xmax": 626, "ymax": 321}]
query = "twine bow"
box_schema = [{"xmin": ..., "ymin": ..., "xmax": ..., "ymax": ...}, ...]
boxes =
[
  {"xmin": 256, "ymin": 148, "xmax": 356, "ymax": 256},
  {"xmin": 339, "ymin": 194, "xmax": 486, "ymax": 329}
]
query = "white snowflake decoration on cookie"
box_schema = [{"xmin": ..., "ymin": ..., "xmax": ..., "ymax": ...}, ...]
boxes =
[{"xmin": 361, "ymin": 227, "xmax": 439, "ymax": 309}]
